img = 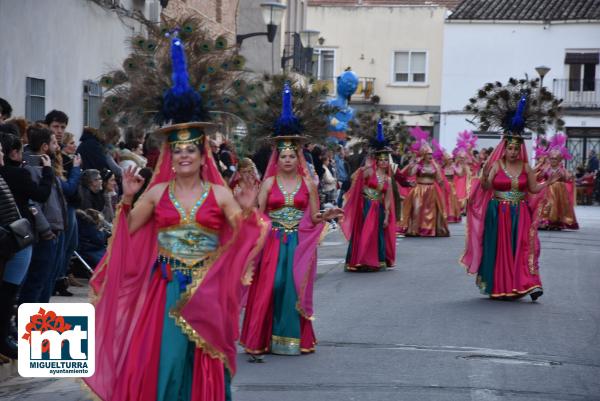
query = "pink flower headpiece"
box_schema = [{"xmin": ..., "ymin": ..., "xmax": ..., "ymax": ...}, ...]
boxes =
[
  {"xmin": 432, "ymin": 139, "xmax": 446, "ymax": 164},
  {"xmin": 533, "ymin": 135, "xmax": 549, "ymax": 160},
  {"xmin": 452, "ymin": 130, "xmax": 478, "ymax": 158},
  {"xmin": 548, "ymin": 133, "xmax": 572, "ymax": 160},
  {"xmin": 409, "ymin": 125, "xmax": 432, "ymax": 155}
]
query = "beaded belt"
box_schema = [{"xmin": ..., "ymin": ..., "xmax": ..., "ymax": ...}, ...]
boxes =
[
  {"xmin": 155, "ymin": 254, "xmax": 206, "ymax": 291},
  {"xmin": 494, "ymin": 190, "xmax": 526, "ymax": 204},
  {"xmin": 363, "ymin": 187, "xmax": 382, "ymax": 201}
]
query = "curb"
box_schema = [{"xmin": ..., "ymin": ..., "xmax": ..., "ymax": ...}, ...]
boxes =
[{"xmin": 0, "ymin": 358, "xmax": 17, "ymax": 383}]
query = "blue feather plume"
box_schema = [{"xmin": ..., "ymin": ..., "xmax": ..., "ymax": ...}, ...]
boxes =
[
  {"xmin": 509, "ymin": 95, "xmax": 527, "ymax": 133},
  {"xmin": 273, "ymin": 82, "xmax": 303, "ymax": 136},
  {"xmin": 157, "ymin": 32, "xmax": 208, "ymax": 125},
  {"xmin": 369, "ymin": 119, "xmax": 390, "ymax": 150},
  {"xmin": 376, "ymin": 120, "xmax": 385, "ymax": 142}
]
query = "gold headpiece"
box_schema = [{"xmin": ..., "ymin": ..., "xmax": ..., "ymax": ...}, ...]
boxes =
[
  {"xmin": 277, "ymin": 140, "xmax": 298, "ymax": 152},
  {"xmin": 155, "ymin": 122, "xmax": 216, "ymax": 146},
  {"xmin": 504, "ymin": 134, "xmax": 524, "ymax": 146}
]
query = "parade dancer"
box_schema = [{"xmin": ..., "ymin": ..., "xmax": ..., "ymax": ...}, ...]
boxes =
[
  {"xmin": 538, "ymin": 133, "xmax": 579, "ymax": 230},
  {"xmin": 461, "ymin": 95, "xmax": 558, "ymax": 300},
  {"xmin": 342, "ymin": 121, "xmax": 396, "ymax": 271},
  {"xmin": 84, "ymin": 34, "xmax": 268, "ymax": 401},
  {"xmin": 452, "ymin": 131, "xmax": 477, "ymax": 213},
  {"xmin": 398, "ymin": 126, "xmax": 449, "ymax": 237},
  {"xmin": 433, "ymin": 140, "xmax": 462, "ymax": 224},
  {"xmin": 230, "ymin": 157, "xmax": 261, "ymax": 207},
  {"xmin": 241, "ymin": 84, "xmax": 342, "ymax": 357}
]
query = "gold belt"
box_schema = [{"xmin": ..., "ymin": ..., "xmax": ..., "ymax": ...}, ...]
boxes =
[
  {"xmin": 494, "ymin": 190, "xmax": 526, "ymax": 204},
  {"xmin": 363, "ymin": 187, "xmax": 382, "ymax": 201}
]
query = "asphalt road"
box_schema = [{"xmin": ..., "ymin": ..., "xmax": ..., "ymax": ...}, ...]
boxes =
[{"xmin": 1, "ymin": 206, "xmax": 598, "ymax": 401}]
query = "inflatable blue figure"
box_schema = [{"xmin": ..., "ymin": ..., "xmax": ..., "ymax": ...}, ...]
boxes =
[{"xmin": 327, "ymin": 69, "xmax": 359, "ymax": 144}]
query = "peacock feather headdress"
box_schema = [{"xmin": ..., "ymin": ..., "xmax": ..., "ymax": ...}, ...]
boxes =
[
  {"xmin": 465, "ymin": 77, "xmax": 564, "ymax": 141},
  {"xmin": 98, "ymin": 15, "xmax": 263, "ymax": 143},
  {"xmin": 242, "ymin": 75, "xmax": 334, "ymax": 153},
  {"xmin": 348, "ymin": 109, "xmax": 406, "ymax": 152},
  {"xmin": 369, "ymin": 120, "xmax": 392, "ymax": 154}
]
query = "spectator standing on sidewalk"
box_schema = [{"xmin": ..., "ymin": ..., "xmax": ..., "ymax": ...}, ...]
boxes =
[{"xmin": 20, "ymin": 124, "xmax": 67, "ymax": 304}]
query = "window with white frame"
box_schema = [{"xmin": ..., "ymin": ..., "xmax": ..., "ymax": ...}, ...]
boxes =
[
  {"xmin": 393, "ymin": 51, "xmax": 427, "ymax": 84},
  {"xmin": 312, "ymin": 49, "xmax": 335, "ymax": 94},
  {"xmin": 26, "ymin": 77, "xmax": 45, "ymax": 122},
  {"xmin": 83, "ymin": 80, "xmax": 103, "ymax": 128},
  {"xmin": 565, "ymin": 52, "xmax": 598, "ymax": 92},
  {"xmin": 312, "ymin": 49, "xmax": 335, "ymax": 81}
]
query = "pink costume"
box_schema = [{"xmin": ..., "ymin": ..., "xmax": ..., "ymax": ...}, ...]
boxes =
[{"xmin": 343, "ymin": 161, "xmax": 396, "ymax": 270}]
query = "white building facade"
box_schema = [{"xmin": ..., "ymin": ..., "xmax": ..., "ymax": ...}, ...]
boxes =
[
  {"xmin": 308, "ymin": 1, "xmax": 460, "ymax": 137},
  {"xmin": 0, "ymin": 0, "xmax": 155, "ymax": 137},
  {"xmin": 440, "ymin": 0, "xmax": 600, "ymax": 168}
]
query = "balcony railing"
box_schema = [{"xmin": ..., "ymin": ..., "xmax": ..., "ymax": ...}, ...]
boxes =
[
  {"xmin": 313, "ymin": 76, "xmax": 376, "ymax": 102},
  {"xmin": 553, "ymin": 79, "xmax": 600, "ymax": 109},
  {"xmin": 351, "ymin": 77, "xmax": 376, "ymax": 103}
]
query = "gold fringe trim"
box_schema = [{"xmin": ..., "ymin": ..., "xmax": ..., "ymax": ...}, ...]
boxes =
[
  {"xmin": 170, "ymin": 209, "xmax": 268, "ymax": 375},
  {"xmin": 242, "ymin": 346, "xmax": 269, "ymax": 355},
  {"xmin": 489, "ymin": 284, "xmax": 543, "ymax": 298}
]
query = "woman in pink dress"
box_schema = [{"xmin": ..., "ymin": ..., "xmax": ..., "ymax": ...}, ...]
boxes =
[
  {"xmin": 342, "ymin": 121, "xmax": 396, "ymax": 271},
  {"xmin": 433, "ymin": 140, "xmax": 462, "ymax": 223},
  {"xmin": 240, "ymin": 84, "xmax": 342, "ymax": 358},
  {"xmin": 84, "ymin": 34, "xmax": 268, "ymax": 401},
  {"xmin": 461, "ymin": 96, "xmax": 558, "ymax": 300}
]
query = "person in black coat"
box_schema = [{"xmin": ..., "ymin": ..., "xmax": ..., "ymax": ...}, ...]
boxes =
[
  {"xmin": 77, "ymin": 127, "xmax": 111, "ymax": 172},
  {"xmin": 0, "ymin": 132, "xmax": 53, "ymax": 234},
  {"xmin": 79, "ymin": 169, "xmax": 105, "ymax": 213},
  {"xmin": 0, "ymin": 135, "xmax": 51, "ymax": 360}
]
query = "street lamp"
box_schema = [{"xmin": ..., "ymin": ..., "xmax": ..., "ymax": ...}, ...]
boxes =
[
  {"xmin": 534, "ymin": 65, "xmax": 551, "ymax": 142},
  {"xmin": 300, "ymin": 29, "xmax": 320, "ymax": 73},
  {"xmin": 535, "ymin": 65, "xmax": 551, "ymax": 87},
  {"xmin": 299, "ymin": 29, "xmax": 320, "ymax": 50},
  {"xmin": 236, "ymin": 2, "xmax": 287, "ymax": 46}
]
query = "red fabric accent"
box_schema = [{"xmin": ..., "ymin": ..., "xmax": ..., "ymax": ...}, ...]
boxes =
[
  {"xmin": 190, "ymin": 348, "xmax": 226, "ymax": 401},
  {"xmin": 240, "ymin": 232, "xmax": 278, "ymax": 352},
  {"xmin": 111, "ymin": 271, "xmax": 166, "ymax": 401},
  {"xmin": 267, "ymin": 177, "xmax": 309, "ymax": 211},
  {"xmin": 155, "ymin": 185, "xmax": 226, "ymax": 230},
  {"xmin": 491, "ymin": 202, "xmax": 542, "ymax": 295},
  {"xmin": 300, "ymin": 317, "xmax": 317, "ymax": 351},
  {"xmin": 493, "ymin": 164, "xmax": 528, "ymax": 191},
  {"xmin": 342, "ymin": 159, "xmax": 396, "ymax": 268},
  {"xmin": 453, "ymin": 174, "xmax": 469, "ymax": 201}
]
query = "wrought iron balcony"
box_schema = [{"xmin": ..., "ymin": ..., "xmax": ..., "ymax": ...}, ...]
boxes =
[
  {"xmin": 351, "ymin": 77, "xmax": 376, "ymax": 103},
  {"xmin": 552, "ymin": 79, "xmax": 600, "ymax": 109}
]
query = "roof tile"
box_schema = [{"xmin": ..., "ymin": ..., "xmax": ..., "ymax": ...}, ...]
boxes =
[{"xmin": 448, "ymin": 0, "xmax": 600, "ymax": 20}]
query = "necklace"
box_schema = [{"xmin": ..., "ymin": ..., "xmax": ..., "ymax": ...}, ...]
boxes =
[
  {"xmin": 277, "ymin": 176, "xmax": 302, "ymax": 206},
  {"xmin": 169, "ymin": 180, "xmax": 209, "ymax": 224},
  {"xmin": 501, "ymin": 161, "xmax": 521, "ymax": 192}
]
